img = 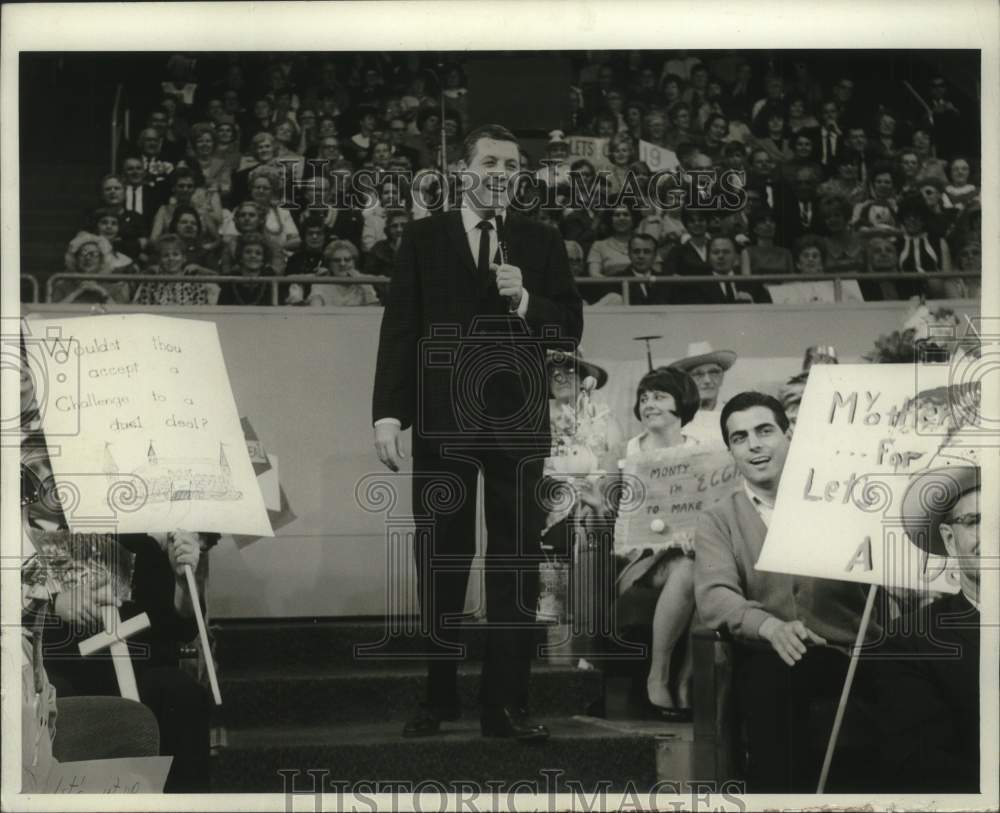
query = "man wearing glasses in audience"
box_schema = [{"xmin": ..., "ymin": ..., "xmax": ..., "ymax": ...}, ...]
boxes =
[
  {"xmin": 668, "ymin": 340, "xmax": 737, "ymax": 448},
  {"xmin": 873, "ymin": 463, "xmax": 981, "ymax": 793}
]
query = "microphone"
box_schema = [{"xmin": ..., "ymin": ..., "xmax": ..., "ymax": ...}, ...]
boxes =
[{"xmin": 494, "ymin": 211, "xmax": 520, "ymax": 312}]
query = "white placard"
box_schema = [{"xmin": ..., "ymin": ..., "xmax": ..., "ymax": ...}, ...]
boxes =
[
  {"xmin": 757, "ymin": 364, "xmax": 970, "ymax": 592},
  {"xmin": 23, "ymin": 314, "xmax": 272, "ymax": 537},
  {"xmin": 638, "ymin": 140, "xmax": 680, "ymax": 173}
]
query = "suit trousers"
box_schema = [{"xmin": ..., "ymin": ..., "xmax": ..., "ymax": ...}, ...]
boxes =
[{"xmin": 412, "ymin": 448, "xmax": 546, "ymax": 711}]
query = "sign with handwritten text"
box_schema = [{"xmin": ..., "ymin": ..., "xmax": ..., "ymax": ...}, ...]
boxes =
[
  {"xmin": 24, "ymin": 314, "xmax": 272, "ymax": 536},
  {"xmin": 757, "ymin": 364, "xmax": 965, "ymax": 591},
  {"xmin": 24, "ymin": 756, "xmax": 172, "ymax": 794},
  {"xmin": 638, "ymin": 140, "xmax": 680, "ymax": 173},
  {"xmin": 615, "ymin": 445, "xmax": 741, "ymax": 552},
  {"xmin": 567, "ymin": 136, "xmax": 612, "ymax": 170}
]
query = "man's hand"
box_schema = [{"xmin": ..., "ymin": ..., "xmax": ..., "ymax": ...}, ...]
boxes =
[
  {"xmin": 491, "ymin": 263, "xmax": 523, "ymax": 306},
  {"xmin": 759, "ymin": 618, "xmax": 827, "ymax": 666},
  {"xmin": 167, "ymin": 531, "xmax": 201, "ymax": 579},
  {"xmin": 52, "ymin": 574, "xmax": 118, "ymax": 632},
  {"xmin": 374, "ymin": 422, "xmax": 406, "ymax": 472}
]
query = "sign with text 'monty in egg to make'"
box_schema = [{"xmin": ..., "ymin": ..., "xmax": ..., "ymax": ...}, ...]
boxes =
[
  {"xmin": 756, "ymin": 364, "xmax": 975, "ymax": 592},
  {"xmin": 23, "ymin": 314, "xmax": 272, "ymax": 536}
]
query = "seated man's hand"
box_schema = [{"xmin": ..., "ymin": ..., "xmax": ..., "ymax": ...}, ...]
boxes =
[
  {"xmin": 759, "ymin": 618, "xmax": 827, "ymax": 666},
  {"xmin": 52, "ymin": 574, "xmax": 118, "ymax": 632},
  {"xmin": 167, "ymin": 531, "xmax": 202, "ymax": 578}
]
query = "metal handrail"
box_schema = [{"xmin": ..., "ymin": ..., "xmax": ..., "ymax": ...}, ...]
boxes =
[
  {"xmin": 576, "ymin": 270, "xmax": 981, "ymax": 304},
  {"xmin": 41, "ymin": 270, "xmax": 980, "ymax": 306},
  {"xmin": 21, "ymin": 274, "xmax": 40, "ymax": 304},
  {"xmin": 45, "ymin": 272, "xmax": 391, "ymax": 306}
]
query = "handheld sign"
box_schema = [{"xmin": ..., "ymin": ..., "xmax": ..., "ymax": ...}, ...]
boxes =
[
  {"xmin": 23, "ymin": 315, "xmax": 272, "ymax": 537},
  {"xmin": 615, "ymin": 445, "xmax": 741, "ymax": 553},
  {"xmin": 757, "ymin": 364, "xmax": 969, "ymax": 592},
  {"xmin": 638, "ymin": 140, "xmax": 680, "ymax": 173},
  {"xmin": 567, "ymin": 135, "xmax": 612, "ymax": 170}
]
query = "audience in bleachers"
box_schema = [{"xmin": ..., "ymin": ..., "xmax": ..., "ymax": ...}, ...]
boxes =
[{"xmin": 31, "ymin": 50, "xmax": 980, "ymax": 306}]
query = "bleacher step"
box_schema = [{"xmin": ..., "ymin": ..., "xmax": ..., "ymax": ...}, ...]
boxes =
[
  {"xmin": 212, "ymin": 716, "xmax": 666, "ymax": 793},
  {"xmin": 219, "ymin": 662, "xmax": 602, "ymax": 727}
]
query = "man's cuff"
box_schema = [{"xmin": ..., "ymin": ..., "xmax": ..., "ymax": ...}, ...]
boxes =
[
  {"xmin": 515, "ymin": 289, "xmax": 530, "ymax": 318},
  {"xmin": 744, "ymin": 608, "xmax": 777, "ymax": 640},
  {"xmin": 374, "ymin": 418, "xmax": 402, "ymax": 428}
]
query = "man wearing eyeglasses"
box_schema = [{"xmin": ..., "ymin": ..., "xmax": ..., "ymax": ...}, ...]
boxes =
[
  {"xmin": 668, "ymin": 340, "xmax": 736, "ymax": 448},
  {"xmin": 386, "ymin": 116, "xmax": 422, "ymax": 171},
  {"xmin": 873, "ymin": 463, "xmax": 981, "ymax": 792}
]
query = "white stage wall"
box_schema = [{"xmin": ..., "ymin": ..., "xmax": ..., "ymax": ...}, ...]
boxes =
[{"xmin": 23, "ymin": 300, "xmax": 978, "ymax": 618}]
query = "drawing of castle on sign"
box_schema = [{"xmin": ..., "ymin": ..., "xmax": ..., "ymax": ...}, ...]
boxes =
[{"xmin": 103, "ymin": 442, "xmax": 243, "ymax": 503}]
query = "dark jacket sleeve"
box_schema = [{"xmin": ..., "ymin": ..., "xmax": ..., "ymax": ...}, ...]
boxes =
[
  {"xmin": 523, "ymin": 225, "xmax": 583, "ymax": 348},
  {"xmin": 372, "ymin": 223, "xmax": 420, "ymax": 429}
]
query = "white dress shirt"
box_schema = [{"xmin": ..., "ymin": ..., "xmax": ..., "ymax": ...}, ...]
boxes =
[{"xmin": 374, "ymin": 205, "xmax": 530, "ymax": 429}]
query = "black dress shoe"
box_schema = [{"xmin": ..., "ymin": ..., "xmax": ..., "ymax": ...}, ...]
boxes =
[
  {"xmin": 480, "ymin": 706, "xmax": 550, "ymax": 741},
  {"xmin": 651, "ymin": 704, "xmax": 693, "ymax": 723},
  {"xmin": 402, "ymin": 707, "xmax": 460, "ymax": 738}
]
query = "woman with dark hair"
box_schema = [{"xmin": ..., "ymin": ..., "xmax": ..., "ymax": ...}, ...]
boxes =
[
  {"xmin": 701, "ymin": 113, "xmax": 729, "ymax": 164},
  {"xmin": 851, "ymin": 162, "xmax": 900, "ymax": 236},
  {"xmin": 664, "ymin": 102, "xmax": 695, "ymax": 151},
  {"xmin": 785, "ymin": 95, "xmax": 818, "ymax": 134},
  {"xmin": 91, "ymin": 207, "xmax": 138, "ymax": 272},
  {"xmin": 217, "ymin": 233, "xmax": 279, "ymax": 306},
  {"xmin": 167, "ymin": 204, "xmax": 220, "ymax": 270},
  {"xmin": 149, "ymin": 166, "xmax": 222, "ymax": 242},
  {"xmin": 751, "ymin": 103, "xmax": 792, "ymax": 166},
  {"xmin": 586, "ymin": 204, "xmax": 637, "ymax": 279},
  {"xmin": 617, "ymin": 367, "xmax": 703, "ymax": 720}
]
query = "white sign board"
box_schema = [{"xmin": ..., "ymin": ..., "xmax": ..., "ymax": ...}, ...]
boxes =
[
  {"xmin": 638, "ymin": 140, "xmax": 680, "ymax": 173},
  {"xmin": 567, "ymin": 135, "xmax": 612, "ymax": 170},
  {"xmin": 757, "ymin": 364, "xmax": 968, "ymax": 592},
  {"xmin": 24, "ymin": 314, "xmax": 272, "ymax": 536}
]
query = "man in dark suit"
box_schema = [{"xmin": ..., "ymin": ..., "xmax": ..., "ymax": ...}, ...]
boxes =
[
  {"xmin": 613, "ymin": 233, "xmax": 667, "ymax": 305},
  {"xmin": 873, "ymin": 464, "xmax": 980, "ymax": 793},
  {"xmin": 372, "ymin": 124, "xmax": 583, "ymax": 742},
  {"xmin": 666, "ymin": 234, "xmax": 756, "ymax": 305}
]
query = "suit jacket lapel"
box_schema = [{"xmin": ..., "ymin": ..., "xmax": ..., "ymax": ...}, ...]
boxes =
[{"xmin": 445, "ymin": 211, "xmax": 478, "ymax": 277}]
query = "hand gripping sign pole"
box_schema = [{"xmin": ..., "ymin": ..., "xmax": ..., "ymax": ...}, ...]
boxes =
[{"xmin": 816, "ymin": 583, "xmax": 878, "ymax": 792}]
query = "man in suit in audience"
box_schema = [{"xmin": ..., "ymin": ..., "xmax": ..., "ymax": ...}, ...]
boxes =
[
  {"xmin": 872, "ymin": 463, "xmax": 980, "ymax": 793},
  {"xmin": 620, "ymin": 233, "xmax": 668, "ymax": 305},
  {"xmin": 372, "ymin": 123, "xmax": 583, "ymax": 742},
  {"xmin": 694, "ymin": 391, "xmax": 878, "ymax": 792}
]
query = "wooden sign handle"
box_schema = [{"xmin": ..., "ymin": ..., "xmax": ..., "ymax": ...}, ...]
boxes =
[{"xmin": 184, "ymin": 565, "xmax": 222, "ymax": 706}]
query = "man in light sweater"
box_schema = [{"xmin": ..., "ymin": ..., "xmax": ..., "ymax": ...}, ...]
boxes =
[{"xmin": 694, "ymin": 391, "xmax": 877, "ymax": 792}]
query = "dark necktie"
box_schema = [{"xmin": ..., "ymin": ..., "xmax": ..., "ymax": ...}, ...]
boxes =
[{"xmin": 476, "ymin": 220, "xmax": 493, "ymax": 282}]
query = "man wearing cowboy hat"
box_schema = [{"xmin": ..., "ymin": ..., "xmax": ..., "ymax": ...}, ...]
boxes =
[
  {"xmin": 872, "ymin": 463, "xmax": 980, "ymax": 792},
  {"xmin": 668, "ymin": 341, "xmax": 737, "ymax": 447}
]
